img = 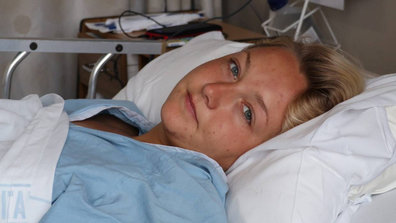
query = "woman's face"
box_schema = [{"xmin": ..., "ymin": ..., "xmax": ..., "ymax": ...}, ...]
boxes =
[{"xmin": 160, "ymin": 47, "xmax": 307, "ymax": 170}]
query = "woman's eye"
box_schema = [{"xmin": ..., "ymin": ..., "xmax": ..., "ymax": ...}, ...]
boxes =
[
  {"xmin": 243, "ymin": 104, "xmax": 252, "ymax": 124},
  {"xmin": 230, "ymin": 60, "xmax": 239, "ymax": 80}
]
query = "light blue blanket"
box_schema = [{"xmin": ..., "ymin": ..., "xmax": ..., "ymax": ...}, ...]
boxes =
[{"xmin": 39, "ymin": 100, "xmax": 228, "ymax": 223}]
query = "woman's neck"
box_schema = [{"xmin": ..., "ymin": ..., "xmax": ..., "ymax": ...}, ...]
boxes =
[
  {"xmin": 72, "ymin": 115, "xmax": 230, "ymax": 170},
  {"xmin": 132, "ymin": 123, "xmax": 169, "ymax": 146},
  {"xmin": 72, "ymin": 114, "xmax": 168, "ymax": 146},
  {"xmin": 72, "ymin": 114, "xmax": 139, "ymax": 137}
]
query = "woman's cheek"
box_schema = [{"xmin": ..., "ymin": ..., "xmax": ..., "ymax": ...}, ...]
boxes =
[{"xmin": 205, "ymin": 119, "xmax": 246, "ymax": 145}]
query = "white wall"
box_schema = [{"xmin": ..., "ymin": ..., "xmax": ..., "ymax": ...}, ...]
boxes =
[
  {"xmin": 223, "ymin": 0, "xmax": 396, "ymax": 75},
  {"xmin": 317, "ymin": 0, "xmax": 396, "ymax": 75}
]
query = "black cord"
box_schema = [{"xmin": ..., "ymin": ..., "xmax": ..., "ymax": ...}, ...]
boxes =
[
  {"xmin": 249, "ymin": 1, "xmax": 265, "ymax": 23},
  {"xmin": 118, "ymin": 10, "xmax": 166, "ymax": 39},
  {"xmin": 166, "ymin": 0, "xmax": 253, "ymax": 41},
  {"xmin": 118, "ymin": 0, "xmax": 252, "ymax": 40},
  {"xmin": 191, "ymin": 0, "xmax": 195, "ymax": 11},
  {"xmin": 204, "ymin": 0, "xmax": 253, "ymax": 23},
  {"xmin": 112, "ymin": 55, "xmax": 125, "ymax": 88}
]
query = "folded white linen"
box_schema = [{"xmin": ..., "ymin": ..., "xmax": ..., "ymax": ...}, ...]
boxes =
[{"xmin": 0, "ymin": 94, "xmax": 69, "ymax": 223}]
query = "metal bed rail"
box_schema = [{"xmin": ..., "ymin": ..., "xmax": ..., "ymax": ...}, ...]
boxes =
[{"xmin": 0, "ymin": 38, "xmax": 163, "ymax": 99}]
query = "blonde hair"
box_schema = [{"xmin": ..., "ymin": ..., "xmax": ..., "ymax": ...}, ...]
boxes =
[{"xmin": 246, "ymin": 36, "xmax": 365, "ymax": 132}]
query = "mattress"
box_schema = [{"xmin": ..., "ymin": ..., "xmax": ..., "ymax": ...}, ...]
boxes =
[{"xmin": 350, "ymin": 189, "xmax": 396, "ymax": 223}]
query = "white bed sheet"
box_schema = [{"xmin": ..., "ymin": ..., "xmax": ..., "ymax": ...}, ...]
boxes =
[
  {"xmin": 0, "ymin": 94, "xmax": 69, "ymax": 222},
  {"xmin": 350, "ymin": 189, "xmax": 396, "ymax": 223}
]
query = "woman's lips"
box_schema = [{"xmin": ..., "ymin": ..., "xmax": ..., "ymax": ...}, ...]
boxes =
[{"xmin": 186, "ymin": 92, "xmax": 197, "ymax": 122}]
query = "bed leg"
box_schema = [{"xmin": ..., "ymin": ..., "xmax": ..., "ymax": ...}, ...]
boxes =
[
  {"xmin": 87, "ymin": 53, "xmax": 114, "ymax": 99},
  {"xmin": 2, "ymin": 51, "xmax": 30, "ymax": 99}
]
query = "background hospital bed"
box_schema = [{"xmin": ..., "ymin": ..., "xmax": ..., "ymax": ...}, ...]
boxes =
[
  {"xmin": 0, "ymin": 37, "xmax": 162, "ymax": 99},
  {"xmin": 0, "ymin": 37, "xmax": 395, "ymax": 223},
  {"xmin": 351, "ymin": 188, "xmax": 396, "ymax": 223}
]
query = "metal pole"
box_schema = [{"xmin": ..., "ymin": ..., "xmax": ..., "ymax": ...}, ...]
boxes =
[
  {"xmin": 294, "ymin": 0, "xmax": 310, "ymax": 40},
  {"xmin": 263, "ymin": 6, "xmax": 320, "ymax": 34},
  {"xmin": 2, "ymin": 51, "xmax": 30, "ymax": 99},
  {"xmin": 87, "ymin": 53, "xmax": 114, "ymax": 99},
  {"xmin": 0, "ymin": 38, "xmax": 163, "ymax": 55},
  {"xmin": 319, "ymin": 9, "xmax": 339, "ymax": 46},
  {"xmin": 0, "ymin": 38, "xmax": 162, "ymax": 99}
]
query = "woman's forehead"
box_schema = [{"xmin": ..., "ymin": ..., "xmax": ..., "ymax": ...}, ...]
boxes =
[{"xmin": 244, "ymin": 47, "xmax": 307, "ymax": 113}]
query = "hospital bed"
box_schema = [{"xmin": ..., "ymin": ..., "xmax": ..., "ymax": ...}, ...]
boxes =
[
  {"xmin": 0, "ymin": 37, "xmax": 163, "ymax": 99},
  {"xmin": 1, "ymin": 33, "xmax": 396, "ymax": 223}
]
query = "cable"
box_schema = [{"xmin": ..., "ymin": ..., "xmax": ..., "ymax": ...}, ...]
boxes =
[
  {"xmin": 118, "ymin": 0, "xmax": 252, "ymax": 40},
  {"xmin": 112, "ymin": 55, "xmax": 125, "ymax": 88},
  {"xmin": 249, "ymin": 1, "xmax": 265, "ymax": 23},
  {"xmin": 191, "ymin": 0, "xmax": 195, "ymax": 11},
  {"xmin": 166, "ymin": 0, "xmax": 253, "ymax": 40},
  {"xmin": 118, "ymin": 10, "xmax": 166, "ymax": 39},
  {"xmin": 203, "ymin": 0, "xmax": 253, "ymax": 23}
]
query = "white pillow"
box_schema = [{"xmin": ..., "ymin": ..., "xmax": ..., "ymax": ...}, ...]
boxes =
[
  {"xmin": 113, "ymin": 31, "xmax": 251, "ymax": 123},
  {"xmin": 114, "ymin": 33, "xmax": 396, "ymax": 222},
  {"xmin": 348, "ymin": 105, "xmax": 396, "ymax": 200},
  {"xmin": 225, "ymin": 74, "xmax": 396, "ymax": 223}
]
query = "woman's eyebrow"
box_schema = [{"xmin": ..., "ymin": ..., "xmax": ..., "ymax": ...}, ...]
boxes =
[
  {"xmin": 254, "ymin": 92, "xmax": 269, "ymax": 125},
  {"xmin": 244, "ymin": 51, "xmax": 251, "ymax": 73}
]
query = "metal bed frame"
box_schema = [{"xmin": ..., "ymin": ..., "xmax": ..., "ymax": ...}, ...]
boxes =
[{"xmin": 0, "ymin": 38, "xmax": 163, "ymax": 99}]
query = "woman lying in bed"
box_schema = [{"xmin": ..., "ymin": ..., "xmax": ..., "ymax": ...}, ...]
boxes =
[{"xmin": 40, "ymin": 36, "xmax": 364, "ymax": 222}]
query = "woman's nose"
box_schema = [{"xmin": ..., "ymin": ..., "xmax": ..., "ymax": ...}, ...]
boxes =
[{"xmin": 202, "ymin": 83, "xmax": 234, "ymax": 109}]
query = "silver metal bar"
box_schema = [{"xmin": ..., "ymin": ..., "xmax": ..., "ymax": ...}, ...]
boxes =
[
  {"xmin": 319, "ymin": 9, "xmax": 339, "ymax": 46},
  {"xmin": 0, "ymin": 38, "xmax": 163, "ymax": 55},
  {"xmin": 262, "ymin": 6, "xmax": 321, "ymax": 35},
  {"xmin": 2, "ymin": 51, "xmax": 30, "ymax": 99},
  {"xmin": 0, "ymin": 37, "xmax": 163, "ymax": 99},
  {"xmin": 295, "ymin": 0, "xmax": 310, "ymax": 40},
  {"xmin": 87, "ymin": 53, "xmax": 114, "ymax": 99}
]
